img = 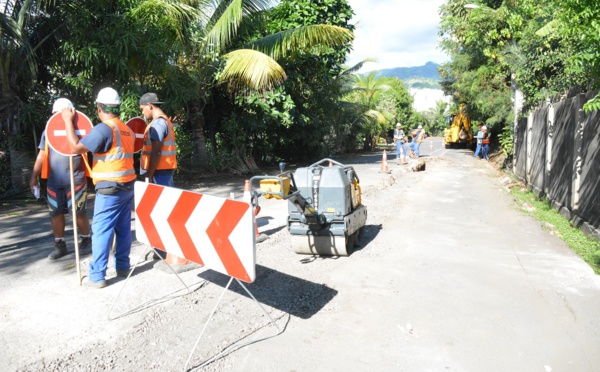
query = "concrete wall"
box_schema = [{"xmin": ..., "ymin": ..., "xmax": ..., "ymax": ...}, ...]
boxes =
[
  {"xmin": 514, "ymin": 117, "xmax": 528, "ymax": 181},
  {"xmin": 514, "ymin": 92, "xmax": 600, "ymax": 240},
  {"xmin": 529, "ymin": 106, "xmax": 547, "ymax": 195}
]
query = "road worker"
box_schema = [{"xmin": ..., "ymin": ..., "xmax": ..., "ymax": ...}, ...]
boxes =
[
  {"xmin": 30, "ymin": 98, "xmax": 92, "ymax": 260},
  {"xmin": 138, "ymin": 92, "xmax": 177, "ymax": 187},
  {"xmin": 62, "ymin": 88, "xmax": 136, "ymax": 288}
]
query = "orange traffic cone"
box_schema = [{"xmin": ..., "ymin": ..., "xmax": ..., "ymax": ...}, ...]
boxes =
[
  {"xmin": 329, "ymin": 161, "xmax": 333, "ymax": 167},
  {"xmin": 398, "ymin": 145, "xmax": 408, "ymax": 164},
  {"xmin": 380, "ymin": 150, "xmax": 390, "ymax": 173},
  {"xmin": 243, "ymin": 179, "xmax": 251, "ymax": 203},
  {"xmin": 254, "ymin": 204, "xmax": 268, "ymax": 243},
  {"xmin": 166, "ymin": 253, "xmax": 189, "ymax": 266}
]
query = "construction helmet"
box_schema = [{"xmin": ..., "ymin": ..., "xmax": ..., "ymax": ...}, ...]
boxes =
[
  {"xmin": 95, "ymin": 88, "xmax": 121, "ymax": 105},
  {"xmin": 482, "ymin": 125, "xmax": 487, "ymax": 130},
  {"xmin": 52, "ymin": 98, "xmax": 74, "ymax": 113}
]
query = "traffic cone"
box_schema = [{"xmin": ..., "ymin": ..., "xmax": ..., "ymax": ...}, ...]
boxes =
[
  {"xmin": 166, "ymin": 253, "xmax": 189, "ymax": 266},
  {"xmin": 243, "ymin": 179, "xmax": 251, "ymax": 203},
  {"xmin": 254, "ymin": 204, "xmax": 268, "ymax": 243},
  {"xmin": 329, "ymin": 161, "xmax": 333, "ymax": 167},
  {"xmin": 379, "ymin": 150, "xmax": 390, "ymax": 173},
  {"xmin": 245, "ymin": 179, "xmax": 268, "ymax": 243},
  {"xmin": 398, "ymin": 145, "xmax": 408, "ymax": 164}
]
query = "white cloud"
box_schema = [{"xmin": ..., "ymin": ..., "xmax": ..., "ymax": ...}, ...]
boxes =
[{"xmin": 346, "ymin": 0, "xmax": 449, "ymax": 71}]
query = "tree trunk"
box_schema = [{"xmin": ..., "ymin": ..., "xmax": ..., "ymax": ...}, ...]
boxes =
[{"xmin": 192, "ymin": 115, "xmax": 208, "ymax": 168}]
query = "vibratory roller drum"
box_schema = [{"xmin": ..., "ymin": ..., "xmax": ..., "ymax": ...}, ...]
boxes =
[{"xmin": 287, "ymin": 159, "xmax": 367, "ymax": 256}]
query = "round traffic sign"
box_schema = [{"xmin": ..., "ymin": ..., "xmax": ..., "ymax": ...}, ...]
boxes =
[
  {"xmin": 126, "ymin": 117, "xmax": 147, "ymax": 153},
  {"xmin": 45, "ymin": 111, "xmax": 94, "ymax": 156}
]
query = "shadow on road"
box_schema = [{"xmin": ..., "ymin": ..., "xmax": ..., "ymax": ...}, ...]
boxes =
[
  {"xmin": 351, "ymin": 223, "xmax": 382, "ymax": 255},
  {"xmin": 197, "ymin": 264, "xmax": 338, "ymax": 319}
]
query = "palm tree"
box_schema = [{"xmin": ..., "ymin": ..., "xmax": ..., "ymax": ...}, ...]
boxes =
[
  {"xmin": 0, "ymin": 0, "xmax": 54, "ymax": 191},
  {"xmin": 134, "ymin": 0, "xmax": 354, "ymax": 167},
  {"xmin": 345, "ymin": 71, "xmax": 389, "ymax": 150}
]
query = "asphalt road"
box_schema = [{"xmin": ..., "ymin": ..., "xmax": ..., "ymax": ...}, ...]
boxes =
[{"xmin": 1, "ymin": 140, "xmax": 599, "ymax": 371}]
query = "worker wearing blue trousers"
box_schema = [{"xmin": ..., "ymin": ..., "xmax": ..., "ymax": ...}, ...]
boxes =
[{"xmin": 62, "ymin": 88, "xmax": 136, "ymax": 288}]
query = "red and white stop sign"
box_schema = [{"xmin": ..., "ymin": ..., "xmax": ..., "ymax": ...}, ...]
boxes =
[
  {"xmin": 45, "ymin": 111, "xmax": 94, "ymax": 156},
  {"xmin": 126, "ymin": 117, "xmax": 147, "ymax": 153}
]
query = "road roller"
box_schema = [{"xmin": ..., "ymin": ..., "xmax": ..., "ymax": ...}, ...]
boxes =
[{"xmin": 250, "ymin": 158, "xmax": 367, "ymax": 256}]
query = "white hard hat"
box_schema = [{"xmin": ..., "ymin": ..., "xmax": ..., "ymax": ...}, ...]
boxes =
[
  {"xmin": 482, "ymin": 125, "xmax": 487, "ymax": 130},
  {"xmin": 95, "ymin": 87, "xmax": 121, "ymax": 105},
  {"xmin": 418, "ymin": 125, "xmax": 423, "ymax": 129},
  {"xmin": 396, "ymin": 123, "xmax": 401, "ymax": 127},
  {"xmin": 52, "ymin": 98, "xmax": 74, "ymax": 113}
]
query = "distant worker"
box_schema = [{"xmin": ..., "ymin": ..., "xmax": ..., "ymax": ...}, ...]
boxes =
[
  {"xmin": 481, "ymin": 126, "xmax": 490, "ymax": 160},
  {"xmin": 62, "ymin": 88, "xmax": 136, "ymax": 288},
  {"xmin": 29, "ymin": 98, "xmax": 92, "ymax": 260},
  {"xmin": 473, "ymin": 124, "xmax": 483, "ymax": 158},
  {"xmin": 409, "ymin": 125, "xmax": 425, "ymax": 158},
  {"xmin": 393, "ymin": 123, "xmax": 408, "ymax": 164},
  {"xmin": 138, "ymin": 93, "xmax": 177, "ymax": 187}
]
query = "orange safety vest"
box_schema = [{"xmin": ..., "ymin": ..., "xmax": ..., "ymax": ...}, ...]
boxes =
[
  {"xmin": 416, "ymin": 130, "xmax": 425, "ymax": 143},
  {"xmin": 141, "ymin": 115, "xmax": 177, "ymax": 171},
  {"xmin": 41, "ymin": 141, "xmax": 50, "ymax": 179},
  {"xmin": 41, "ymin": 140, "xmax": 92, "ymax": 179},
  {"xmin": 92, "ymin": 118, "xmax": 136, "ymax": 185}
]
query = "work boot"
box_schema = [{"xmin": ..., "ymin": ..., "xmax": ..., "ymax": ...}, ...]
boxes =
[
  {"xmin": 48, "ymin": 240, "xmax": 69, "ymax": 260},
  {"xmin": 79, "ymin": 236, "xmax": 92, "ymax": 256}
]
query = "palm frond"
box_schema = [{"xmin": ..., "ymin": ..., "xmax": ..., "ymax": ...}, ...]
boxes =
[
  {"xmin": 365, "ymin": 109, "xmax": 387, "ymax": 124},
  {"xmin": 343, "ymin": 58, "xmax": 377, "ymax": 75},
  {"xmin": 204, "ymin": 0, "xmax": 243, "ymax": 54},
  {"xmin": 219, "ymin": 49, "xmax": 286, "ymax": 92},
  {"xmin": 248, "ymin": 24, "xmax": 353, "ymax": 60},
  {"xmin": 131, "ymin": 0, "xmax": 200, "ymax": 40}
]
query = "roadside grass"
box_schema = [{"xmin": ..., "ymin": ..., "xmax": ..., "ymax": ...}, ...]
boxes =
[{"xmin": 510, "ymin": 186, "xmax": 600, "ymax": 274}]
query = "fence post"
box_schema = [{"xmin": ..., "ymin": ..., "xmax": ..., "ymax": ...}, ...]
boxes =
[
  {"xmin": 572, "ymin": 94, "xmax": 585, "ymax": 214},
  {"xmin": 526, "ymin": 112, "xmax": 533, "ymax": 185},
  {"xmin": 545, "ymin": 100, "xmax": 554, "ymax": 196}
]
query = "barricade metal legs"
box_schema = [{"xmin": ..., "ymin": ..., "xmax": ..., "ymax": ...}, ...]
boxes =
[
  {"xmin": 184, "ymin": 277, "xmax": 283, "ymax": 371},
  {"xmin": 108, "ymin": 245, "xmax": 193, "ymax": 320}
]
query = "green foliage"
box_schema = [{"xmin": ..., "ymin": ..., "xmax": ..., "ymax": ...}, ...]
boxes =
[
  {"xmin": 423, "ymin": 100, "xmax": 450, "ymax": 136},
  {"xmin": 497, "ymin": 123, "xmax": 514, "ymax": 158},
  {"xmin": 174, "ymin": 125, "xmax": 194, "ymax": 171}
]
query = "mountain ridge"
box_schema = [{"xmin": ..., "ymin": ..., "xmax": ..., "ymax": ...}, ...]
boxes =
[{"xmin": 364, "ymin": 61, "xmax": 441, "ymax": 89}]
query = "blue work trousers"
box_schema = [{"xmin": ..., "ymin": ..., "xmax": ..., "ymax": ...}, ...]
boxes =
[
  {"xmin": 474, "ymin": 143, "xmax": 482, "ymax": 157},
  {"xmin": 152, "ymin": 172, "xmax": 174, "ymax": 187},
  {"xmin": 410, "ymin": 142, "xmax": 421, "ymax": 157},
  {"xmin": 396, "ymin": 142, "xmax": 407, "ymax": 160},
  {"xmin": 482, "ymin": 144, "xmax": 489, "ymax": 160},
  {"xmin": 89, "ymin": 188, "xmax": 134, "ymax": 282}
]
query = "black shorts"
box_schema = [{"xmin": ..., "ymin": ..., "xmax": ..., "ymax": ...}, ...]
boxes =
[{"xmin": 47, "ymin": 181, "xmax": 88, "ymax": 217}]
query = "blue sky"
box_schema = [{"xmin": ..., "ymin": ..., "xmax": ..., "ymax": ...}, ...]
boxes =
[{"xmin": 345, "ymin": 0, "xmax": 448, "ymax": 71}]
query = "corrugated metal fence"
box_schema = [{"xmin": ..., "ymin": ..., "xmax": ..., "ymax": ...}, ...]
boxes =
[{"xmin": 513, "ymin": 91, "xmax": 600, "ymax": 240}]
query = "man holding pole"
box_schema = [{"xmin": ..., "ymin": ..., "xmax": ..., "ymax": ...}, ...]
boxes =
[
  {"xmin": 30, "ymin": 98, "xmax": 92, "ymax": 260},
  {"xmin": 62, "ymin": 88, "xmax": 136, "ymax": 288}
]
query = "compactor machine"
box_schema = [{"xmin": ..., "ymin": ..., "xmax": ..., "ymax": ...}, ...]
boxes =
[
  {"xmin": 444, "ymin": 103, "xmax": 473, "ymax": 148},
  {"xmin": 250, "ymin": 158, "xmax": 367, "ymax": 256}
]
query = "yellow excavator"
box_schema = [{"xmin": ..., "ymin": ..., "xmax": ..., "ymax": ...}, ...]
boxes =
[{"xmin": 444, "ymin": 103, "xmax": 473, "ymax": 148}]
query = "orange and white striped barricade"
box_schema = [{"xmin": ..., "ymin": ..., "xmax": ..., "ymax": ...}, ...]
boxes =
[{"xmin": 108, "ymin": 181, "xmax": 282, "ymax": 370}]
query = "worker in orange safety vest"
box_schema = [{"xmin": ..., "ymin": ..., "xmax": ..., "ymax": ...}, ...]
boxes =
[
  {"xmin": 62, "ymin": 87, "xmax": 136, "ymax": 288},
  {"xmin": 29, "ymin": 98, "xmax": 92, "ymax": 261},
  {"xmin": 138, "ymin": 92, "xmax": 177, "ymax": 187}
]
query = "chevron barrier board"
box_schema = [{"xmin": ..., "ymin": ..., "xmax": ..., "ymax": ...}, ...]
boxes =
[{"xmin": 134, "ymin": 182, "xmax": 256, "ymax": 282}]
